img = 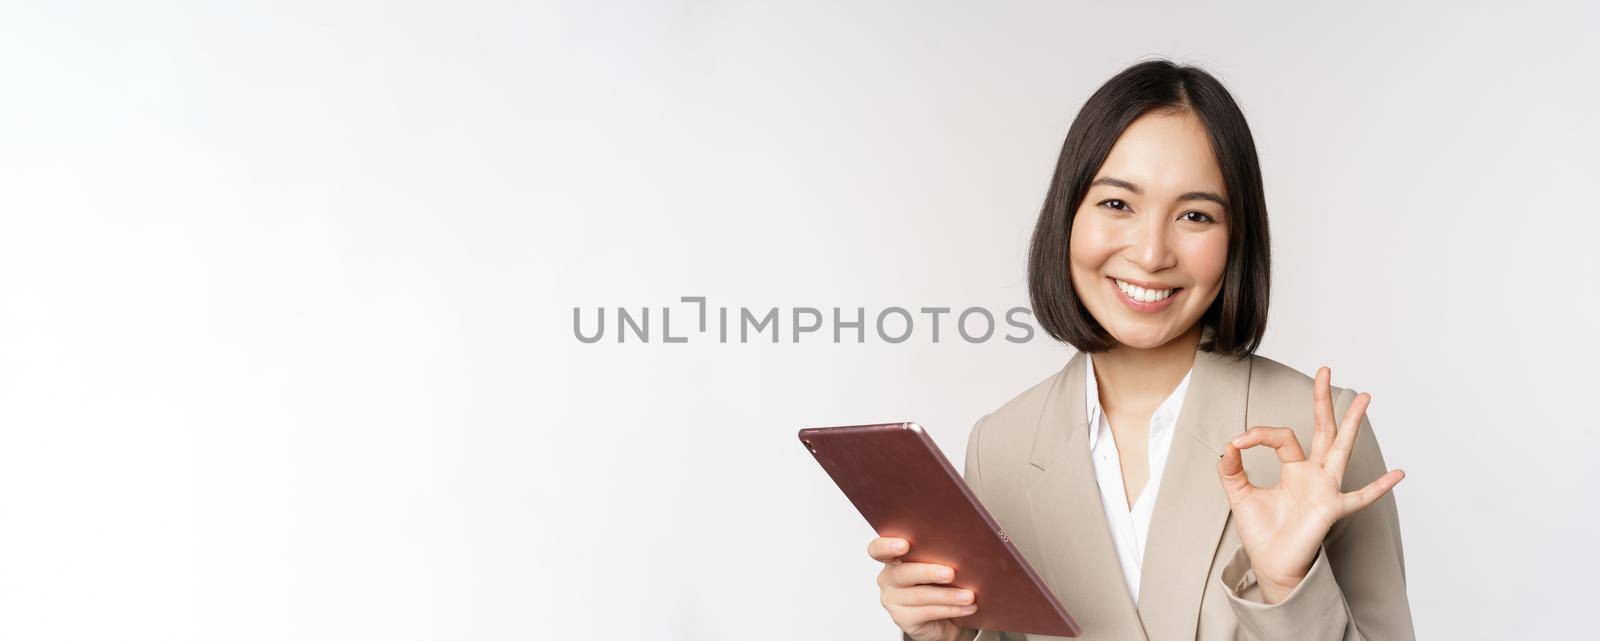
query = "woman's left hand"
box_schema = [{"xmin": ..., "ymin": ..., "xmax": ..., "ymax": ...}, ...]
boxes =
[{"xmin": 1215, "ymin": 366, "xmax": 1406, "ymax": 604}]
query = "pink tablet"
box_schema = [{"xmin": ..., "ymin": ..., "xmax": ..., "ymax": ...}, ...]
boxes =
[{"xmin": 799, "ymin": 421, "xmax": 1081, "ymax": 637}]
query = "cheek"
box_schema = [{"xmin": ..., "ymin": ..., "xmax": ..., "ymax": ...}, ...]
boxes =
[
  {"xmin": 1180, "ymin": 232, "xmax": 1229, "ymax": 288},
  {"xmin": 1068, "ymin": 214, "xmax": 1119, "ymax": 275}
]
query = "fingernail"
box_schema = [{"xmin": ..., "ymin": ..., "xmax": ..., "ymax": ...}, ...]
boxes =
[
  {"xmin": 959, "ymin": 590, "xmax": 974, "ymax": 603},
  {"xmin": 892, "ymin": 540, "xmax": 907, "ymax": 552},
  {"xmin": 941, "ymin": 569, "xmax": 954, "ymax": 581},
  {"xmin": 1231, "ymin": 435, "xmax": 1245, "ymax": 446}
]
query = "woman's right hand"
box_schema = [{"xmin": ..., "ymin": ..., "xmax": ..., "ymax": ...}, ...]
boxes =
[{"xmin": 869, "ymin": 536, "xmax": 979, "ymax": 641}]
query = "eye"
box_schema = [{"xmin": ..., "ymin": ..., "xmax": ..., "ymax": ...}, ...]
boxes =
[
  {"xmin": 1099, "ymin": 199, "xmax": 1131, "ymax": 212},
  {"xmin": 1180, "ymin": 210, "xmax": 1216, "ymax": 224}
]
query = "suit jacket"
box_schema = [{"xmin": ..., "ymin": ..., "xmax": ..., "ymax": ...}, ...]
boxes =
[{"xmin": 904, "ymin": 349, "xmax": 1414, "ymax": 641}]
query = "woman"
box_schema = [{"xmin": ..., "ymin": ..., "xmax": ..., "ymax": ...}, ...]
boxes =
[{"xmin": 868, "ymin": 60, "xmax": 1414, "ymax": 641}]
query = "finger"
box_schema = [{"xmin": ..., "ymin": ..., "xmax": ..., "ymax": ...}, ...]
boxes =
[
  {"xmin": 868, "ymin": 536, "xmax": 910, "ymax": 562},
  {"xmin": 883, "ymin": 562, "xmax": 957, "ymax": 588},
  {"xmin": 884, "ymin": 584, "xmax": 976, "ymax": 608},
  {"xmin": 1229, "ymin": 426, "xmax": 1306, "ymax": 463},
  {"xmin": 888, "ymin": 603, "xmax": 979, "ymax": 626},
  {"xmin": 1340, "ymin": 468, "xmax": 1405, "ymax": 515},
  {"xmin": 1310, "ymin": 367, "xmax": 1337, "ymax": 463},
  {"xmin": 1216, "ymin": 441, "xmax": 1254, "ymax": 502},
  {"xmin": 1325, "ymin": 392, "xmax": 1371, "ymax": 484}
]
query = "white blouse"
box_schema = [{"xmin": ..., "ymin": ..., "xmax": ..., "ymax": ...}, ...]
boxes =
[{"xmin": 1084, "ymin": 354, "xmax": 1194, "ymax": 606}]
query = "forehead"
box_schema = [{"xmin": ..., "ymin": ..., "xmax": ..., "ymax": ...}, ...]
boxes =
[{"xmin": 1095, "ymin": 111, "xmax": 1225, "ymax": 199}]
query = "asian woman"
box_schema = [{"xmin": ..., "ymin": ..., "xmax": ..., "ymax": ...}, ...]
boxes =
[{"xmin": 867, "ymin": 59, "xmax": 1414, "ymax": 641}]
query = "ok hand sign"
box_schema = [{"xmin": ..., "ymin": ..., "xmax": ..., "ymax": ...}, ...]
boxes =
[{"xmin": 1215, "ymin": 367, "xmax": 1406, "ymax": 604}]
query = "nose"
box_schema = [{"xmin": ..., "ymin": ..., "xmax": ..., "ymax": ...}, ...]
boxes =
[{"xmin": 1126, "ymin": 212, "xmax": 1178, "ymax": 273}]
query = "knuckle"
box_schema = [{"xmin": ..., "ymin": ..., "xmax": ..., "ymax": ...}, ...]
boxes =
[{"xmin": 886, "ymin": 565, "xmax": 906, "ymax": 587}]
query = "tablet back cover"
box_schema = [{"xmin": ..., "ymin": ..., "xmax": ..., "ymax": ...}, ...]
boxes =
[{"xmin": 799, "ymin": 422, "xmax": 1081, "ymax": 637}]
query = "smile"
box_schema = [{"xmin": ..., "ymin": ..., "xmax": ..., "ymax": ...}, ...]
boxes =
[{"xmin": 1109, "ymin": 276, "xmax": 1182, "ymax": 312}]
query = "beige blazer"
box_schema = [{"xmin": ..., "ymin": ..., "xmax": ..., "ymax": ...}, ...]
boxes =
[{"xmin": 908, "ymin": 349, "xmax": 1414, "ymax": 641}]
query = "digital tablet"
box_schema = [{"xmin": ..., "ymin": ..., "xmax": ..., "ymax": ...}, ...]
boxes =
[{"xmin": 798, "ymin": 422, "xmax": 1081, "ymax": 637}]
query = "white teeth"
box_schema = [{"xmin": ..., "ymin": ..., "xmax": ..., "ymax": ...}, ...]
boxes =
[{"xmin": 1115, "ymin": 279, "xmax": 1174, "ymax": 303}]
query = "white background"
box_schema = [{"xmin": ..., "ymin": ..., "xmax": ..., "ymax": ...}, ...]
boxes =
[{"xmin": 2, "ymin": 1, "xmax": 1597, "ymax": 639}]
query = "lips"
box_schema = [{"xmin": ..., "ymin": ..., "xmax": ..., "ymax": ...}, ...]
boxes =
[
  {"xmin": 1113, "ymin": 278, "xmax": 1178, "ymax": 303},
  {"xmin": 1107, "ymin": 276, "xmax": 1182, "ymax": 312}
]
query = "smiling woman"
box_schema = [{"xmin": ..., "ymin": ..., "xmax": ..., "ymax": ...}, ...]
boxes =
[
  {"xmin": 867, "ymin": 59, "xmax": 1413, "ymax": 641},
  {"xmin": 1065, "ymin": 112, "xmax": 1234, "ymax": 350},
  {"xmin": 1028, "ymin": 65, "xmax": 1271, "ymax": 358}
]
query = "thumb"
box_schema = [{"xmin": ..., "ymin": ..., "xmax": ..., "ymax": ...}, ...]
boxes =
[{"xmin": 1216, "ymin": 441, "xmax": 1253, "ymax": 503}]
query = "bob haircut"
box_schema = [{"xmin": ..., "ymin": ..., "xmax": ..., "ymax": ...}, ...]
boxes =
[{"xmin": 1027, "ymin": 58, "xmax": 1271, "ymax": 358}]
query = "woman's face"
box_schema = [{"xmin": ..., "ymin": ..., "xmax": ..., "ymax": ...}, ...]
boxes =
[{"xmin": 1068, "ymin": 110, "xmax": 1230, "ymax": 350}]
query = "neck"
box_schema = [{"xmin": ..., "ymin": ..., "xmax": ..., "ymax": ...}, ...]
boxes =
[{"xmin": 1090, "ymin": 324, "xmax": 1202, "ymax": 412}]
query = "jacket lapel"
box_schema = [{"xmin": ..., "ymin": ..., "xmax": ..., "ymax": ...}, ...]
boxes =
[
  {"xmin": 1135, "ymin": 349, "xmax": 1252, "ymax": 641},
  {"xmin": 1023, "ymin": 351, "xmax": 1148, "ymax": 640},
  {"xmin": 1021, "ymin": 348, "xmax": 1253, "ymax": 641}
]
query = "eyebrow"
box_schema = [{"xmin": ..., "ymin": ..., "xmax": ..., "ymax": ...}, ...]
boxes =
[{"xmin": 1090, "ymin": 176, "xmax": 1229, "ymax": 209}]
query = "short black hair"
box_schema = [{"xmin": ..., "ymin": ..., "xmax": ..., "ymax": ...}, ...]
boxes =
[{"xmin": 1027, "ymin": 58, "xmax": 1271, "ymax": 357}]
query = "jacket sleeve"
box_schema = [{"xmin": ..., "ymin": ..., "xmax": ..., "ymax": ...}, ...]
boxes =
[
  {"xmin": 1217, "ymin": 387, "xmax": 1416, "ymax": 641},
  {"xmin": 903, "ymin": 415, "xmax": 1008, "ymax": 641}
]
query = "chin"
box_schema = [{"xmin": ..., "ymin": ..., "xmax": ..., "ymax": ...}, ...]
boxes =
[{"xmin": 1104, "ymin": 324, "xmax": 1180, "ymax": 350}]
